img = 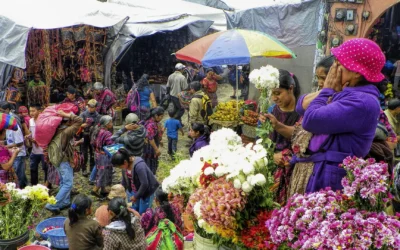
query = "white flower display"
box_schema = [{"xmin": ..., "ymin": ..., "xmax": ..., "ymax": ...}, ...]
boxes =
[
  {"xmin": 162, "ymin": 159, "xmax": 200, "ymax": 195},
  {"xmin": 194, "ymin": 201, "xmax": 202, "ymax": 218},
  {"xmin": 253, "ymin": 174, "xmax": 267, "ymax": 186},
  {"xmin": 198, "ymin": 219, "xmax": 206, "ymax": 228},
  {"xmin": 5, "ymin": 182, "xmax": 16, "ymax": 191},
  {"xmin": 209, "ymin": 128, "xmax": 242, "ymax": 149},
  {"xmin": 249, "ymin": 65, "xmax": 280, "ymax": 91},
  {"xmin": 247, "ymin": 174, "xmax": 255, "ymax": 186},
  {"xmin": 233, "ymin": 179, "xmax": 242, "ymax": 189},
  {"xmin": 242, "ymin": 181, "xmax": 253, "ymax": 193},
  {"xmin": 161, "ymin": 128, "xmax": 271, "ymax": 195},
  {"xmin": 204, "ymin": 167, "xmax": 215, "ymax": 176}
]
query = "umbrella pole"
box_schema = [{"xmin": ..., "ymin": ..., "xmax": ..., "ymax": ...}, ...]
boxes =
[{"xmin": 236, "ymin": 65, "xmax": 239, "ymax": 111}]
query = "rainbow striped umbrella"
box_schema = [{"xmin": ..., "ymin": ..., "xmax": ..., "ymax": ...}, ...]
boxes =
[{"xmin": 175, "ymin": 29, "xmax": 296, "ymax": 67}]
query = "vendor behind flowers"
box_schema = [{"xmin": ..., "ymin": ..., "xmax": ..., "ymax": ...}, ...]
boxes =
[{"xmin": 295, "ymin": 38, "xmax": 383, "ymax": 193}]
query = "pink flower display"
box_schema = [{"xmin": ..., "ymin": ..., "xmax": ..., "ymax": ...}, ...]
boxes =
[
  {"xmin": 341, "ymin": 157, "xmax": 390, "ymax": 211},
  {"xmin": 266, "ymin": 189, "xmax": 400, "ymax": 249},
  {"xmin": 266, "ymin": 157, "xmax": 400, "ymax": 249},
  {"xmin": 201, "ymin": 178, "xmax": 246, "ymax": 230}
]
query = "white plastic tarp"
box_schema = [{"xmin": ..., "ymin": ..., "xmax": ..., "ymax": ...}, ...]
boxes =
[
  {"xmin": 122, "ymin": 16, "xmax": 214, "ymax": 38},
  {"xmin": 103, "ymin": 1, "xmax": 214, "ymax": 37},
  {"xmin": 225, "ymin": 0, "xmax": 320, "ymax": 48},
  {"xmin": 108, "ymin": 0, "xmax": 227, "ymax": 31},
  {"xmin": 210, "ymin": 0, "xmax": 304, "ymax": 11},
  {"xmin": 0, "ymin": 0, "xmax": 128, "ymax": 68}
]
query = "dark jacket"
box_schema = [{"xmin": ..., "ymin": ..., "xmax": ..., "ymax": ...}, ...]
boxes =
[
  {"xmin": 64, "ymin": 216, "xmax": 103, "ymax": 250},
  {"xmin": 111, "ymin": 126, "xmax": 146, "ymax": 157},
  {"xmin": 80, "ymin": 110, "xmax": 101, "ymax": 134},
  {"xmin": 189, "ymin": 134, "xmax": 209, "ymax": 157},
  {"xmin": 122, "ymin": 157, "xmax": 159, "ymax": 199}
]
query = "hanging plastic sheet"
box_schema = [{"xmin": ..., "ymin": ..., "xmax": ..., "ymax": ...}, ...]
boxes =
[
  {"xmin": 225, "ymin": 0, "xmax": 320, "ymax": 48},
  {"xmin": 0, "ymin": 16, "xmax": 30, "ymax": 69},
  {"xmin": 0, "ymin": 61, "xmax": 15, "ymax": 101}
]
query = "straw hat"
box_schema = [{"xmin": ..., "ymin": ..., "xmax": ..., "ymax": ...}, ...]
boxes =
[{"xmin": 107, "ymin": 184, "xmax": 126, "ymax": 200}]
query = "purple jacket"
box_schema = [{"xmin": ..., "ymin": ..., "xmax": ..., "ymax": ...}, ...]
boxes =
[
  {"xmin": 189, "ymin": 135, "xmax": 209, "ymax": 157},
  {"xmin": 297, "ymin": 85, "xmax": 380, "ymax": 193}
]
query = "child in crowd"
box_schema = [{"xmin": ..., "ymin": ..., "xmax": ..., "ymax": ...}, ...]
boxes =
[
  {"xmin": 26, "ymin": 104, "xmax": 48, "ymax": 187},
  {"xmin": 164, "ymin": 110, "xmax": 184, "ymax": 159},
  {"xmin": 103, "ymin": 197, "xmax": 146, "ymax": 250},
  {"xmin": 18, "ymin": 106, "xmax": 31, "ymax": 125},
  {"xmin": 64, "ymin": 194, "xmax": 103, "ymax": 250},
  {"xmin": 189, "ymin": 123, "xmax": 210, "ymax": 157}
]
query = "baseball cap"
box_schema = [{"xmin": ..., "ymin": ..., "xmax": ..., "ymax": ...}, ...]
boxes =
[
  {"xmin": 18, "ymin": 106, "xmax": 28, "ymax": 114},
  {"xmin": 66, "ymin": 85, "xmax": 76, "ymax": 94},
  {"xmin": 125, "ymin": 113, "xmax": 139, "ymax": 124},
  {"xmin": 87, "ymin": 99, "xmax": 97, "ymax": 108},
  {"xmin": 175, "ymin": 63, "xmax": 186, "ymax": 70}
]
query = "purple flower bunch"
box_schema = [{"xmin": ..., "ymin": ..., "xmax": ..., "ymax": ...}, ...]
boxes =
[
  {"xmin": 341, "ymin": 157, "xmax": 390, "ymax": 211},
  {"xmin": 266, "ymin": 188, "xmax": 400, "ymax": 249}
]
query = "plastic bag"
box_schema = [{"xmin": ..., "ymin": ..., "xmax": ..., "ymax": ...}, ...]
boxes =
[
  {"xmin": 36, "ymin": 103, "xmax": 79, "ymax": 148},
  {"xmin": 103, "ymin": 144, "xmax": 125, "ymax": 158}
]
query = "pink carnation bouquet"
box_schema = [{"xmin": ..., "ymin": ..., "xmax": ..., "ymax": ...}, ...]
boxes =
[
  {"xmin": 341, "ymin": 157, "xmax": 390, "ymax": 211},
  {"xmin": 266, "ymin": 157, "xmax": 400, "ymax": 249}
]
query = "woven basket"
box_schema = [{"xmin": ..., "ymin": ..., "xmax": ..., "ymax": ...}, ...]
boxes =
[{"xmin": 242, "ymin": 124, "xmax": 257, "ymax": 138}]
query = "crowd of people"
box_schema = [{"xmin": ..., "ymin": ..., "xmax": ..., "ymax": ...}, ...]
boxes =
[{"xmin": 1, "ymin": 37, "xmax": 398, "ymax": 248}]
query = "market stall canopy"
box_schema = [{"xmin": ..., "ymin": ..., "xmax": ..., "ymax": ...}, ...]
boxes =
[
  {"xmin": 0, "ymin": 0, "xmax": 128, "ymax": 68},
  {"xmin": 175, "ymin": 29, "xmax": 296, "ymax": 67},
  {"xmin": 103, "ymin": 1, "xmax": 214, "ymax": 38},
  {"xmin": 108, "ymin": 0, "xmax": 227, "ymax": 31},
  {"xmin": 185, "ymin": 0, "xmax": 303, "ymax": 11}
]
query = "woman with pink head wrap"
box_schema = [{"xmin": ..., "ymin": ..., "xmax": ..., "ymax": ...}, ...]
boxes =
[{"xmin": 295, "ymin": 38, "xmax": 385, "ymax": 193}]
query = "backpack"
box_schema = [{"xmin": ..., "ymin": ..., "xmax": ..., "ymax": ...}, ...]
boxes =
[
  {"xmin": 146, "ymin": 219, "xmax": 184, "ymax": 250},
  {"xmin": 47, "ymin": 133, "xmax": 65, "ymax": 168},
  {"xmin": 126, "ymin": 88, "xmax": 140, "ymax": 112},
  {"xmin": 193, "ymin": 94, "xmax": 213, "ymax": 123}
]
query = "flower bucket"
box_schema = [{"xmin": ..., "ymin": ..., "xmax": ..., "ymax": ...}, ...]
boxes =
[
  {"xmin": 0, "ymin": 231, "xmax": 29, "ymax": 250},
  {"xmin": 193, "ymin": 231, "xmax": 219, "ymax": 250}
]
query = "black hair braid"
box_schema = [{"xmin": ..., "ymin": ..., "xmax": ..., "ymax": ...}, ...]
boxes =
[
  {"xmin": 108, "ymin": 197, "xmax": 135, "ymax": 239},
  {"xmin": 68, "ymin": 194, "xmax": 92, "ymax": 226},
  {"xmin": 155, "ymin": 188, "xmax": 176, "ymax": 224}
]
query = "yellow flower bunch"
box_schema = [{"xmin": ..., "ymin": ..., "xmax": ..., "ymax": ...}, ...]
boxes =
[
  {"xmin": 215, "ymin": 227, "xmax": 239, "ymax": 243},
  {"xmin": 17, "ymin": 184, "xmax": 56, "ymax": 204},
  {"xmin": 385, "ymin": 83, "xmax": 394, "ymax": 98}
]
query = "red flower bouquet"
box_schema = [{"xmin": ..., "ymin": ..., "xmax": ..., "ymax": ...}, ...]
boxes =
[{"xmin": 241, "ymin": 210, "xmax": 275, "ymax": 249}]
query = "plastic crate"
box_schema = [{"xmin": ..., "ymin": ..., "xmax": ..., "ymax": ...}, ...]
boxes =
[
  {"xmin": 35, "ymin": 217, "xmax": 66, "ymax": 240},
  {"xmin": 46, "ymin": 228, "xmax": 69, "ymax": 249}
]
